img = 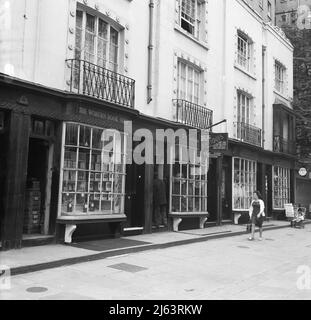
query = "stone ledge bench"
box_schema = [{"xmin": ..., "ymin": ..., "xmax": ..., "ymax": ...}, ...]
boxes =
[
  {"xmin": 169, "ymin": 212, "xmax": 210, "ymax": 232},
  {"xmin": 57, "ymin": 214, "xmax": 127, "ymax": 244}
]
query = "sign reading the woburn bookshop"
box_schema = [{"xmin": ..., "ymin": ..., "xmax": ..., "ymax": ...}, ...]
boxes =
[
  {"xmin": 209, "ymin": 133, "xmax": 228, "ymax": 152},
  {"xmin": 78, "ymin": 106, "xmax": 126, "ymax": 123}
]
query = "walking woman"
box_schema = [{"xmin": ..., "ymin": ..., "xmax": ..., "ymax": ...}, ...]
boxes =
[{"xmin": 248, "ymin": 191, "xmax": 265, "ymax": 241}]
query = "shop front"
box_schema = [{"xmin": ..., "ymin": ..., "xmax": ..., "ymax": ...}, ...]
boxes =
[
  {"xmin": 0, "ymin": 74, "xmax": 140, "ymax": 249},
  {"xmin": 228, "ymin": 140, "xmax": 296, "ymax": 224},
  {"xmin": 55, "ymin": 99, "xmax": 139, "ymax": 243},
  {"xmin": 295, "ymin": 165, "xmax": 311, "ymax": 218},
  {"xmin": 57, "ymin": 122, "xmax": 128, "ymax": 243}
]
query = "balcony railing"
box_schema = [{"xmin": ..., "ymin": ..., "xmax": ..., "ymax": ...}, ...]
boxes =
[
  {"xmin": 273, "ymin": 135, "xmax": 296, "ymax": 155},
  {"xmin": 66, "ymin": 59, "xmax": 135, "ymax": 108},
  {"xmin": 234, "ymin": 122, "xmax": 262, "ymax": 147},
  {"xmin": 173, "ymin": 99, "xmax": 213, "ymax": 130}
]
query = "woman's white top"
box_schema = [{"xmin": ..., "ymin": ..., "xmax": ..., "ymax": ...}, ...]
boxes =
[{"xmin": 248, "ymin": 199, "xmax": 265, "ymax": 218}]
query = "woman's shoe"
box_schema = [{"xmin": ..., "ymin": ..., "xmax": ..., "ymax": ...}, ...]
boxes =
[
  {"xmin": 259, "ymin": 237, "xmax": 263, "ymax": 241},
  {"xmin": 248, "ymin": 237, "xmax": 254, "ymax": 241}
]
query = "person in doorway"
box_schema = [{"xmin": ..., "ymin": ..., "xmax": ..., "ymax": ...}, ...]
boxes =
[
  {"xmin": 248, "ymin": 191, "xmax": 265, "ymax": 241},
  {"xmin": 153, "ymin": 171, "xmax": 168, "ymax": 228}
]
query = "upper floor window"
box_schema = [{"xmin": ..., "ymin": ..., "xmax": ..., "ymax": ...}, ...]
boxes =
[
  {"xmin": 275, "ymin": 61, "xmax": 286, "ymax": 94},
  {"xmin": 177, "ymin": 60, "xmax": 202, "ymax": 105},
  {"xmin": 237, "ymin": 32, "xmax": 253, "ymax": 72},
  {"xmin": 179, "ymin": 0, "xmax": 204, "ymax": 39},
  {"xmin": 75, "ymin": 10, "xmax": 119, "ymax": 72},
  {"xmin": 237, "ymin": 90, "xmax": 252, "ymax": 124}
]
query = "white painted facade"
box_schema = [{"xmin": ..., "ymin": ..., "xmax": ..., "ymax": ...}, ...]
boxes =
[{"xmin": 0, "ymin": 0, "xmax": 293, "ymax": 152}]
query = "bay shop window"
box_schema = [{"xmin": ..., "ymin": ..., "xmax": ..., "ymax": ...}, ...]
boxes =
[
  {"xmin": 170, "ymin": 144, "xmax": 208, "ymax": 213},
  {"xmin": 59, "ymin": 123, "xmax": 126, "ymax": 216},
  {"xmin": 273, "ymin": 166, "xmax": 290, "ymax": 210},
  {"xmin": 233, "ymin": 158, "xmax": 257, "ymax": 210}
]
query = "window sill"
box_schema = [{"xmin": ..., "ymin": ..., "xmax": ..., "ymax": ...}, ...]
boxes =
[
  {"xmin": 57, "ymin": 213, "xmax": 127, "ymax": 223},
  {"xmin": 174, "ymin": 25, "xmax": 209, "ymax": 50},
  {"xmin": 234, "ymin": 64, "xmax": 257, "ymax": 80}
]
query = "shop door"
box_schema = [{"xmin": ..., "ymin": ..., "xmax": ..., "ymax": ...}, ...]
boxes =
[
  {"xmin": 124, "ymin": 163, "xmax": 145, "ymax": 229},
  {"xmin": 207, "ymin": 158, "xmax": 218, "ymax": 222},
  {"xmin": 221, "ymin": 162, "xmax": 232, "ymax": 222},
  {"xmin": 0, "ymin": 132, "xmax": 8, "ymax": 241},
  {"xmin": 24, "ymin": 138, "xmax": 52, "ymax": 235}
]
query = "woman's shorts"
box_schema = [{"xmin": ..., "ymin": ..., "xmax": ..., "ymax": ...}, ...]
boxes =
[{"xmin": 252, "ymin": 214, "xmax": 264, "ymax": 228}]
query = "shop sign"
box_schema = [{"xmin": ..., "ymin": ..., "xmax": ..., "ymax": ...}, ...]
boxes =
[
  {"xmin": 299, "ymin": 167, "xmax": 308, "ymax": 177},
  {"xmin": 209, "ymin": 133, "xmax": 228, "ymax": 152},
  {"xmin": 78, "ymin": 106, "xmax": 126, "ymax": 124}
]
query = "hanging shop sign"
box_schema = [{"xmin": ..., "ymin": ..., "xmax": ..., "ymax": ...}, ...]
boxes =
[
  {"xmin": 298, "ymin": 167, "xmax": 308, "ymax": 177},
  {"xmin": 209, "ymin": 133, "xmax": 228, "ymax": 152}
]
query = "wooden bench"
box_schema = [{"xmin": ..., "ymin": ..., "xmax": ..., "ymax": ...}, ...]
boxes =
[
  {"xmin": 169, "ymin": 212, "xmax": 210, "ymax": 232},
  {"xmin": 57, "ymin": 214, "xmax": 127, "ymax": 244}
]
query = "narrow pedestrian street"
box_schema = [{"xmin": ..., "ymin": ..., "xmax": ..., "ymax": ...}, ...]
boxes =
[{"xmin": 2, "ymin": 226, "xmax": 311, "ymax": 300}]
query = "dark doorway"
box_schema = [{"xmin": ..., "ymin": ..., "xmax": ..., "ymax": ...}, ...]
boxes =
[
  {"xmin": 207, "ymin": 158, "xmax": 218, "ymax": 222},
  {"xmin": 221, "ymin": 157, "xmax": 232, "ymax": 222},
  {"xmin": 265, "ymin": 165, "xmax": 273, "ymax": 218},
  {"xmin": 0, "ymin": 132, "xmax": 8, "ymax": 240},
  {"xmin": 124, "ymin": 163, "xmax": 145, "ymax": 230},
  {"xmin": 24, "ymin": 138, "xmax": 49, "ymax": 235}
]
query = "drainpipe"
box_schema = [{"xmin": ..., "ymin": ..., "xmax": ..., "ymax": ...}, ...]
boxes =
[
  {"xmin": 147, "ymin": 0, "xmax": 154, "ymax": 104},
  {"xmin": 221, "ymin": 0, "xmax": 227, "ymax": 126},
  {"xmin": 262, "ymin": 46, "xmax": 266, "ymax": 149}
]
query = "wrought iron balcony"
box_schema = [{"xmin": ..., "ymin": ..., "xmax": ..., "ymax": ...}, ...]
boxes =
[
  {"xmin": 273, "ymin": 135, "xmax": 296, "ymax": 155},
  {"xmin": 66, "ymin": 59, "xmax": 135, "ymax": 108},
  {"xmin": 173, "ymin": 99, "xmax": 213, "ymax": 130},
  {"xmin": 234, "ymin": 122, "xmax": 262, "ymax": 147}
]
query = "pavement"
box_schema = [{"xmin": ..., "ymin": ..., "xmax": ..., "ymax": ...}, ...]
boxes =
[
  {"xmin": 0, "ymin": 220, "xmax": 298, "ymax": 276},
  {"xmin": 1, "ymin": 222, "xmax": 311, "ymax": 300}
]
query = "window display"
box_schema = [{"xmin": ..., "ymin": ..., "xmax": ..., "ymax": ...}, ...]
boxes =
[
  {"xmin": 171, "ymin": 144, "xmax": 208, "ymax": 213},
  {"xmin": 60, "ymin": 123, "xmax": 126, "ymax": 216},
  {"xmin": 273, "ymin": 166, "xmax": 290, "ymax": 209},
  {"xmin": 233, "ymin": 158, "xmax": 257, "ymax": 210}
]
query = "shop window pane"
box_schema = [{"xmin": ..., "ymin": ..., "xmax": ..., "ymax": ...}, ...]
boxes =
[
  {"xmin": 89, "ymin": 194, "xmax": 100, "ymax": 213},
  {"xmin": 188, "ymin": 196, "xmax": 194, "ymax": 211},
  {"xmin": 102, "ymin": 179, "xmax": 112, "ymax": 193},
  {"xmin": 62, "ymin": 193, "xmax": 75, "ymax": 214},
  {"xmin": 63, "ymin": 171, "xmax": 76, "ymax": 192},
  {"xmin": 115, "ymin": 163, "xmax": 125, "ymax": 174},
  {"xmin": 195, "ymin": 197, "xmax": 201, "ymax": 211},
  {"xmin": 188, "ymin": 180, "xmax": 194, "ymax": 196},
  {"xmin": 89, "ymin": 172, "xmax": 101, "ymax": 193},
  {"xmin": 113, "ymin": 174, "xmax": 123, "ymax": 194},
  {"xmin": 76, "ymin": 193, "xmax": 88, "ymax": 213},
  {"xmin": 92, "ymin": 128, "xmax": 103, "ymax": 149},
  {"xmin": 172, "ymin": 196, "xmax": 181, "ymax": 212},
  {"xmin": 77, "ymin": 171, "xmax": 89, "ymax": 192},
  {"xmin": 64, "ymin": 148, "xmax": 77, "ymax": 169},
  {"xmin": 66, "ymin": 123, "xmax": 78, "ymax": 146},
  {"xmin": 79, "ymin": 126, "xmax": 91, "ymax": 147},
  {"xmin": 101, "ymin": 194, "xmax": 112, "ymax": 213},
  {"xmin": 172, "ymin": 178, "xmax": 181, "ymax": 195},
  {"xmin": 194, "ymin": 181, "xmax": 201, "ymax": 196},
  {"xmin": 181, "ymin": 196, "xmax": 187, "ymax": 212},
  {"xmin": 78, "ymin": 149, "xmax": 90, "ymax": 170},
  {"xmin": 91, "ymin": 150, "xmax": 101, "ymax": 171},
  {"xmin": 113, "ymin": 195, "xmax": 122, "ymax": 214}
]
